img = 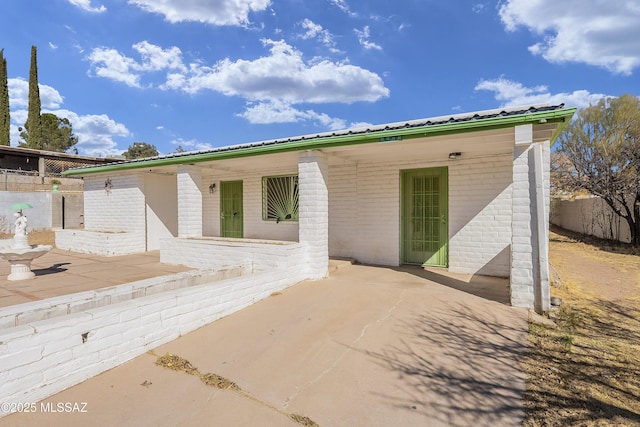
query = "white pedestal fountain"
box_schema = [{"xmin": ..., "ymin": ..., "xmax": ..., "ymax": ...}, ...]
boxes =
[{"xmin": 0, "ymin": 211, "xmax": 51, "ymax": 281}]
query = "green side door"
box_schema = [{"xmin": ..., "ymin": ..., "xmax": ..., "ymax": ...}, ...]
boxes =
[
  {"xmin": 401, "ymin": 167, "xmax": 448, "ymax": 267},
  {"xmin": 220, "ymin": 180, "xmax": 243, "ymax": 238}
]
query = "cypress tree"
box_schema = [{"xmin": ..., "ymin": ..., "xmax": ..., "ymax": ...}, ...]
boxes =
[
  {"xmin": 25, "ymin": 45, "xmax": 43, "ymax": 149},
  {"xmin": 0, "ymin": 48, "xmax": 9, "ymax": 146}
]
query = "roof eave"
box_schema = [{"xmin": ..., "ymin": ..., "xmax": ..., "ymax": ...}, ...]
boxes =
[{"xmin": 64, "ymin": 107, "xmax": 576, "ymax": 177}]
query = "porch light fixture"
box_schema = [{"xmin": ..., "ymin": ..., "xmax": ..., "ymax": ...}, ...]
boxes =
[
  {"xmin": 448, "ymin": 152, "xmax": 462, "ymax": 160},
  {"xmin": 209, "ymin": 183, "xmax": 216, "ymax": 194}
]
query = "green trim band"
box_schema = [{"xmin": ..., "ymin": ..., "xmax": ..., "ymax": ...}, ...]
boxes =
[{"xmin": 64, "ymin": 107, "xmax": 576, "ymax": 176}]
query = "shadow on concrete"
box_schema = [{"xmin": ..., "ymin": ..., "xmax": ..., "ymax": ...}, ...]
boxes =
[
  {"xmin": 395, "ymin": 265, "xmax": 510, "ymax": 305},
  {"xmin": 364, "ymin": 302, "xmax": 527, "ymax": 426},
  {"xmin": 33, "ymin": 262, "xmax": 70, "ymax": 276}
]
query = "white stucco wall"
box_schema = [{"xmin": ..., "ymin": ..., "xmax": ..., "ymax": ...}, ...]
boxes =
[
  {"xmin": 551, "ymin": 196, "xmax": 632, "ymax": 243},
  {"xmin": 0, "ymin": 192, "xmax": 52, "ymax": 232}
]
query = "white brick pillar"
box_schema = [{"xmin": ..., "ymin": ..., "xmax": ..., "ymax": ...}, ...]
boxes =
[
  {"xmin": 298, "ymin": 150, "xmax": 329, "ymax": 279},
  {"xmin": 510, "ymin": 126, "xmax": 550, "ymax": 312},
  {"xmin": 177, "ymin": 166, "xmax": 203, "ymax": 238}
]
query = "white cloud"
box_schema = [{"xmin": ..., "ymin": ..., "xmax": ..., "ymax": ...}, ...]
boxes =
[
  {"xmin": 348, "ymin": 121, "xmax": 373, "ymax": 128},
  {"xmin": 49, "ymin": 110, "xmax": 130, "ymax": 157},
  {"xmin": 87, "ymin": 39, "xmax": 389, "ymax": 127},
  {"xmin": 238, "ymin": 100, "xmax": 346, "ymax": 129},
  {"xmin": 67, "ymin": 0, "xmax": 106, "ymax": 13},
  {"xmin": 328, "ymin": 0, "xmax": 357, "ymax": 17},
  {"xmin": 475, "ymin": 76, "xmax": 610, "ymax": 109},
  {"xmin": 179, "ymin": 39, "xmax": 388, "ymax": 103},
  {"xmin": 299, "ymin": 19, "xmax": 339, "ymax": 52},
  {"xmin": 472, "ymin": 3, "xmax": 486, "ymax": 13},
  {"xmin": 171, "ymin": 138, "xmax": 215, "ymax": 152},
  {"xmin": 7, "ymin": 78, "xmax": 129, "ymax": 156},
  {"xmin": 127, "ymin": 0, "xmax": 271, "ymax": 26},
  {"xmin": 92, "ymin": 39, "xmax": 388, "ymax": 103},
  {"xmin": 498, "ymin": 0, "xmax": 640, "ymax": 75},
  {"xmin": 87, "ymin": 48, "xmax": 145, "ymax": 87},
  {"xmin": 8, "ymin": 78, "xmax": 64, "ymax": 109},
  {"xmin": 87, "ymin": 41, "xmax": 186, "ymax": 88},
  {"xmin": 354, "ymin": 26, "xmax": 382, "ymax": 51}
]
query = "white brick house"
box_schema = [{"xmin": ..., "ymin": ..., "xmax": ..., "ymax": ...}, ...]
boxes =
[{"xmin": 58, "ymin": 105, "xmax": 576, "ymax": 312}]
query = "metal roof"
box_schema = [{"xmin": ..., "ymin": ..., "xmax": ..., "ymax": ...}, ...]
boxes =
[{"xmin": 64, "ymin": 104, "xmax": 576, "ymax": 176}]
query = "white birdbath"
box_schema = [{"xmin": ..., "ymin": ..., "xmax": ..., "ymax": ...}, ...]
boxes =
[{"xmin": 0, "ymin": 211, "xmax": 51, "ymax": 281}]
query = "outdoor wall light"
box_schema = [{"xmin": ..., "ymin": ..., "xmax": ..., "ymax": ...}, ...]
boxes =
[
  {"xmin": 448, "ymin": 152, "xmax": 462, "ymax": 160},
  {"xmin": 209, "ymin": 183, "xmax": 216, "ymax": 194}
]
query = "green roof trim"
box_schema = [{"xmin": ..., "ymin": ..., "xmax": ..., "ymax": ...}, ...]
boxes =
[{"xmin": 64, "ymin": 106, "xmax": 576, "ymax": 176}]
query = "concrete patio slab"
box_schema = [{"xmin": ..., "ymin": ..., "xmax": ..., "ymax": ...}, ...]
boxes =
[
  {"xmin": 1, "ymin": 263, "xmax": 528, "ymax": 427},
  {"xmin": 0, "ymin": 249, "xmax": 192, "ymax": 308}
]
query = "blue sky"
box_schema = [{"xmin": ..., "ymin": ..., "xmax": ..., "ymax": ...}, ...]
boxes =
[{"xmin": 2, "ymin": 0, "xmax": 638, "ymax": 157}]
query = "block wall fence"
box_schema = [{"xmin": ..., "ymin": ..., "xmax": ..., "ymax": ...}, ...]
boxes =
[{"xmin": 551, "ymin": 196, "xmax": 633, "ymax": 243}]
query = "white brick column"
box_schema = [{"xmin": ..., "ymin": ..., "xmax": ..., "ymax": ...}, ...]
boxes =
[
  {"xmin": 177, "ymin": 166, "xmax": 203, "ymax": 238},
  {"xmin": 511, "ymin": 144, "xmax": 535, "ymax": 308},
  {"xmin": 510, "ymin": 125, "xmax": 550, "ymax": 312},
  {"xmin": 298, "ymin": 150, "xmax": 329, "ymax": 279}
]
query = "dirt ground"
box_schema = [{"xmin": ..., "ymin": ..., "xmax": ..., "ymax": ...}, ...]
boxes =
[
  {"xmin": 524, "ymin": 226, "xmax": 640, "ymax": 426},
  {"xmin": 0, "ymin": 230, "xmax": 56, "ymax": 246}
]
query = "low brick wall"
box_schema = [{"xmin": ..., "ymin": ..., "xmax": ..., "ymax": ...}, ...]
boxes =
[
  {"xmin": 0, "ymin": 268, "xmax": 306, "ymax": 412},
  {"xmin": 160, "ymin": 237, "xmax": 305, "ymax": 272},
  {"xmin": 55, "ymin": 230, "xmax": 146, "ymax": 256},
  {"xmin": 0, "ymin": 266, "xmax": 248, "ymax": 329}
]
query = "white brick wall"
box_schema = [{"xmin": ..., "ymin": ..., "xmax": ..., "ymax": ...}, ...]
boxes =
[
  {"xmin": 177, "ymin": 166, "xmax": 202, "ymax": 238},
  {"xmin": 328, "ymin": 161, "xmax": 402, "ymax": 266},
  {"xmin": 0, "ymin": 267, "xmax": 245, "ymax": 329},
  {"xmin": 298, "ymin": 151, "xmax": 329, "ymax": 279},
  {"xmin": 160, "ymin": 237, "xmax": 305, "ymax": 274},
  {"xmin": 0, "ymin": 269, "xmax": 305, "ymax": 411},
  {"xmin": 353, "ymin": 162, "xmax": 401, "ymax": 266},
  {"xmin": 61, "ymin": 173, "xmax": 148, "ymax": 255},
  {"xmin": 83, "ymin": 173, "xmax": 145, "ymax": 233},
  {"xmin": 327, "ymin": 164, "xmax": 358, "ymax": 258},
  {"xmin": 510, "ymin": 145, "xmax": 534, "ymax": 308},
  {"xmin": 55, "ymin": 229, "xmax": 146, "ymax": 256},
  {"xmin": 327, "ymin": 154, "xmax": 512, "ymax": 276},
  {"xmin": 202, "ymin": 166, "xmax": 300, "ymax": 241},
  {"xmin": 448, "ymin": 155, "xmax": 512, "ymax": 276},
  {"xmin": 510, "ymin": 141, "xmax": 551, "ymax": 309}
]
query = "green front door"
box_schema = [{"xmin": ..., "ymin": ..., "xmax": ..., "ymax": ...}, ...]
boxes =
[
  {"xmin": 220, "ymin": 180, "xmax": 243, "ymax": 238},
  {"xmin": 401, "ymin": 167, "xmax": 448, "ymax": 267}
]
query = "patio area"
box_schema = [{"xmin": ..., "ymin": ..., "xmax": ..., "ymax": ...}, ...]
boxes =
[
  {"xmin": 0, "ymin": 249, "xmax": 193, "ymax": 308},
  {"xmin": 1, "ymin": 258, "xmax": 527, "ymax": 426}
]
